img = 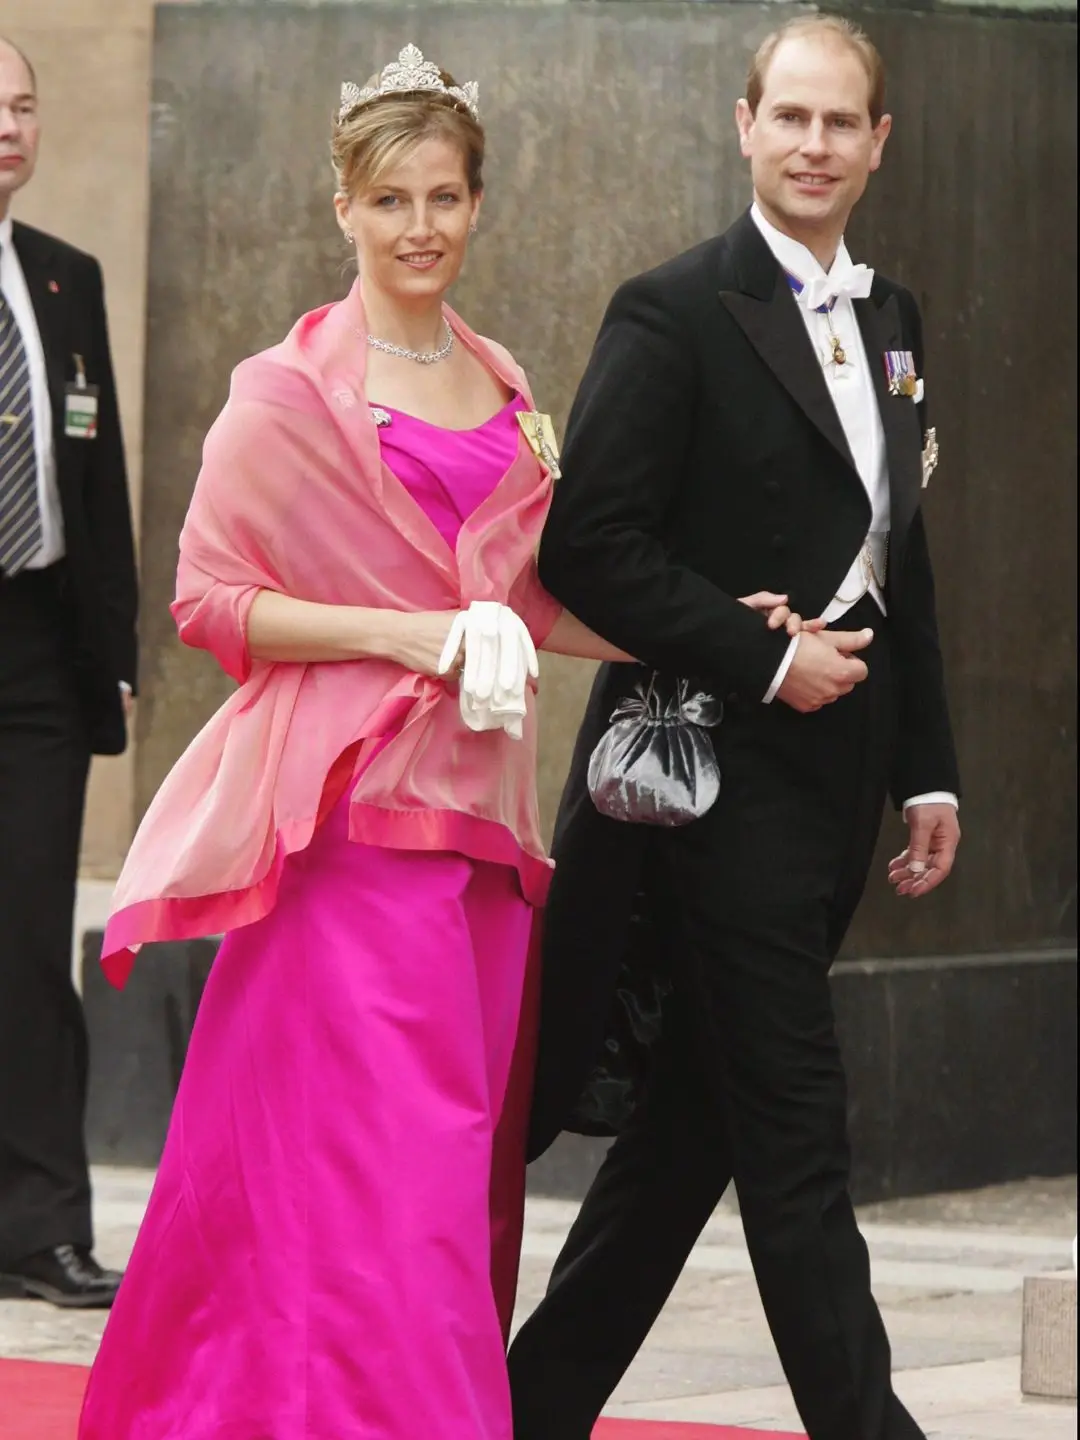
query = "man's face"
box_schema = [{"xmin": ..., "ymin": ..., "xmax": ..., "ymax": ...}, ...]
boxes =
[
  {"xmin": 736, "ymin": 36, "xmax": 890, "ymax": 242},
  {"xmin": 0, "ymin": 44, "xmax": 39, "ymax": 216}
]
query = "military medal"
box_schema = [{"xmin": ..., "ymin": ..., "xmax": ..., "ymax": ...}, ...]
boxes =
[
  {"xmin": 884, "ymin": 350, "xmax": 918, "ymax": 397},
  {"xmin": 826, "ymin": 329, "xmax": 847, "ymax": 368}
]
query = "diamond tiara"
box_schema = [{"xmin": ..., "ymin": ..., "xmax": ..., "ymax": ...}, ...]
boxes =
[{"xmin": 338, "ymin": 44, "xmax": 480, "ymax": 125}]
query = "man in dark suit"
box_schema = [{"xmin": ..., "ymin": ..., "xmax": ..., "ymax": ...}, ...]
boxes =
[
  {"xmin": 510, "ymin": 17, "xmax": 960, "ymax": 1440},
  {"xmin": 0, "ymin": 37, "xmax": 137, "ymax": 1308}
]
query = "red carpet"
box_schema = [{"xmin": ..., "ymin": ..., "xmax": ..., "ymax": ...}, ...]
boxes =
[
  {"xmin": 0, "ymin": 1358, "xmax": 803, "ymax": 1439},
  {"xmin": 597, "ymin": 1426, "xmax": 802, "ymax": 1438},
  {"xmin": 0, "ymin": 1359, "xmax": 88, "ymax": 1440}
]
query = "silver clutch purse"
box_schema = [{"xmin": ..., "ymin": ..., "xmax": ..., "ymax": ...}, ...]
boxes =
[{"xmin": 586, "ymin": 672, "xmax": 723, "ymax": 827}]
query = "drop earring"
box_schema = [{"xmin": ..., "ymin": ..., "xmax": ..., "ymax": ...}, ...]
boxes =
[{"xmin": 344, "ymin": 230, "xmax": 354, "ymax": 246}]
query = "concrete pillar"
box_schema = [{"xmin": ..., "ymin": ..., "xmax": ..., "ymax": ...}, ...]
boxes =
[{"xmin": 1021, "ymin": 1271, "xmax": 1078, "ymax": 1400}]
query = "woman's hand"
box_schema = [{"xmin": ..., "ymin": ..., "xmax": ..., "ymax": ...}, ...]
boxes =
[{"xmin": 738, "ymin": 591, "xmax": 827, "ymax": 638}]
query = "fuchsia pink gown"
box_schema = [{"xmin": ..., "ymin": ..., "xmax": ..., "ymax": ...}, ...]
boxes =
[{"xmin": 79, "ymin": 395, "xmax": 536, "ymax": 1440}]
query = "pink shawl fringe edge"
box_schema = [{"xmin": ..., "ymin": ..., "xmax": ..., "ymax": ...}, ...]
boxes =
[{"xmin": 101, "ymin": 803, "xmax": 554, "ymax": 989}]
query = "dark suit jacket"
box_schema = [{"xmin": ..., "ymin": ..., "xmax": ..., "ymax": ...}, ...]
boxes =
[
  {"xmin": 527, "ymin": 210, "xmax": 959, "ymax": 1160},
  {"xmin": 12, "ymin": 221, "xmax": 138, "ymax": 755}
]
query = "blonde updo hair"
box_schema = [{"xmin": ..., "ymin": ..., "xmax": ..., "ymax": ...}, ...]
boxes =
[{"xmin": 332, "ymin": 75, "xmax": 485, "ymax": 200}]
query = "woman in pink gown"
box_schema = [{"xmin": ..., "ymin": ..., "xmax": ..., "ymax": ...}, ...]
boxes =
[{"xmin": 77, "ymin": 48, "xmax": 627, "ymax": 1440}]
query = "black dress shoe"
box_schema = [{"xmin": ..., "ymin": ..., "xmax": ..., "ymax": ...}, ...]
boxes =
[{"xmin": 0, "ymin": 1244, "xmax": 123, "ymax": 1309}]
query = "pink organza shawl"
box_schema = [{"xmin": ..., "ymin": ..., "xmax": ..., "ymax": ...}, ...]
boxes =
[{"xmin": 101, "ymin": 283, "xmax": 561, "ymax": 986}]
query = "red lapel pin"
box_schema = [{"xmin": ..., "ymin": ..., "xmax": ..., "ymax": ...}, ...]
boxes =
[{"xmin": 48, "ymin": 279, "xmax": 59, "ymax": 293}]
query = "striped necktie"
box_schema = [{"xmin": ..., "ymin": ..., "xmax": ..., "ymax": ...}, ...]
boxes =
[{"xmin": 0, "ymin": 258, "xmax": 43, "ymax": 576}]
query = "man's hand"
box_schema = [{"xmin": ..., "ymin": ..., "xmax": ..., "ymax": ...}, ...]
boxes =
[
  {"xmin": 775, "ymin": 628, "xmax": 874, "ymax": 713},
  {"xmin": 888, "ymin": 804, "xmax": 961, "ymax": 898},
  {"xmin": 738, "ymin": 591, "xmax": 828, "ymax": 638}
]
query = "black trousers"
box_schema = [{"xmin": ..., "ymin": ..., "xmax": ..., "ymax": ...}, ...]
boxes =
[
  {"xmin": 0, "ymin": 564, "xmax": 94, "ymax": 1265},
  {"xmin": 509, "ymin": 597, "xmax": 925, "ymax": 1440}
]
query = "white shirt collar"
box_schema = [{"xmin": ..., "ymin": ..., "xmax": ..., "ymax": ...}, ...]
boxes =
[
  {"xmin": 0, "ymin": 212, "xmax": 13, "ymax": 252},
  {"xmin": 750, "ymin": 202, "xmax": 854, "ymax": 289}
]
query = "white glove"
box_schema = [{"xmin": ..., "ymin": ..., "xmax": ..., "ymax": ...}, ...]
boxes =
[{"xmin": 437, "ymin": 601, "xmax": 538, "ymax": 740}]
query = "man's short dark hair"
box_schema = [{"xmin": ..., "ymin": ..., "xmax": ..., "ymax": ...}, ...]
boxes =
[{"xmin": 0, "ymin": 36, "xmax": 37, "ymax": 93}]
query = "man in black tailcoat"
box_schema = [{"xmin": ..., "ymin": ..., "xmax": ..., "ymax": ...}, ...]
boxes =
[{"xmin": 510, "ymin": 17, "xmax": 960, "ymax": 1440}]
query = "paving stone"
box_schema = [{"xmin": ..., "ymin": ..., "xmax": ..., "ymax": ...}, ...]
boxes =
[{"xmin": 2, "ymin": 1169, "xmax": 1077, "ymax": 1440}]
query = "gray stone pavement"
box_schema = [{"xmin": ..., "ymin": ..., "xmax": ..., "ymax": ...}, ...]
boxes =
[
  {"xmin": 0, "ymin": 1168, "xmax": 1074, "ymax": 1437},
  {"xmin": 516, "ymin": 1177, "xmax": 1077, "ymax": 1438}
]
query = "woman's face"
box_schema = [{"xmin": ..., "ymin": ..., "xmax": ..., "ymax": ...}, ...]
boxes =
[{"xmin": 336, "ymin": 135, "xmax": 481, "ymax": 305}]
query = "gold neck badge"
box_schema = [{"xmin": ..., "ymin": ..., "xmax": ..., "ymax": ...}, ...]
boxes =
[{"xmin": 517, "ymin": 411, "xmax": 561, "ymax": 479}]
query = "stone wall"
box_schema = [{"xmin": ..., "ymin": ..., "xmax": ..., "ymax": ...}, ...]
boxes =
[
  {"xmin": 135, "ymin": 1, "xmax": 1076, "ymax": 960},
  {"xmin": 4, "ymin": 0, "xmax": 153, "ymax": 875}
]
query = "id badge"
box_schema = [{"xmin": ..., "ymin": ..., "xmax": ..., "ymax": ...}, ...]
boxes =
[{"xmin": 64, "ymin": 383, "xmax": 99, "ymax": 439}]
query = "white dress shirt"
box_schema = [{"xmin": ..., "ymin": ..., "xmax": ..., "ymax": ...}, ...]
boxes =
[
  {"xmin": 749, "ymin": 206, "xmax": 956, "ymax": 815},
  {"xmin": 0, "ymin": 212, "xmax": 63, "ymax": 568}
]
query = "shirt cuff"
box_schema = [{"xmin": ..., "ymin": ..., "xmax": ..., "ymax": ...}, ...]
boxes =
[
  {"xmin": 762, "ymin": 634, "xmax": 800, "ymax": 704},
  {"xmin": 902, "ymin": 792, "xmax": 959, "ymax": 813},
  {"xmin": 118, "ymin": 681, "xmax": 133, "ymax": 696}
]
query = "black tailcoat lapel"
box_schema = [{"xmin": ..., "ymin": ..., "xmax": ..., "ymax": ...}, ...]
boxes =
[
  {"xmin": 854, "ymin": 291, "xmax": 924, "ymax": 547},
  {"xmin": 718, "ymin": 212, "xmax": 857, "ymax": 476},
  {"xmin": 718, "ymin": 213, "xmax": 926, "ymax": 557}
]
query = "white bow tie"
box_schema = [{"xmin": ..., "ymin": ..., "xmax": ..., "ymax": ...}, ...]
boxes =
[{"xmin": 797, "ymin": 264, "xmax": 874, "ymax": 312}]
